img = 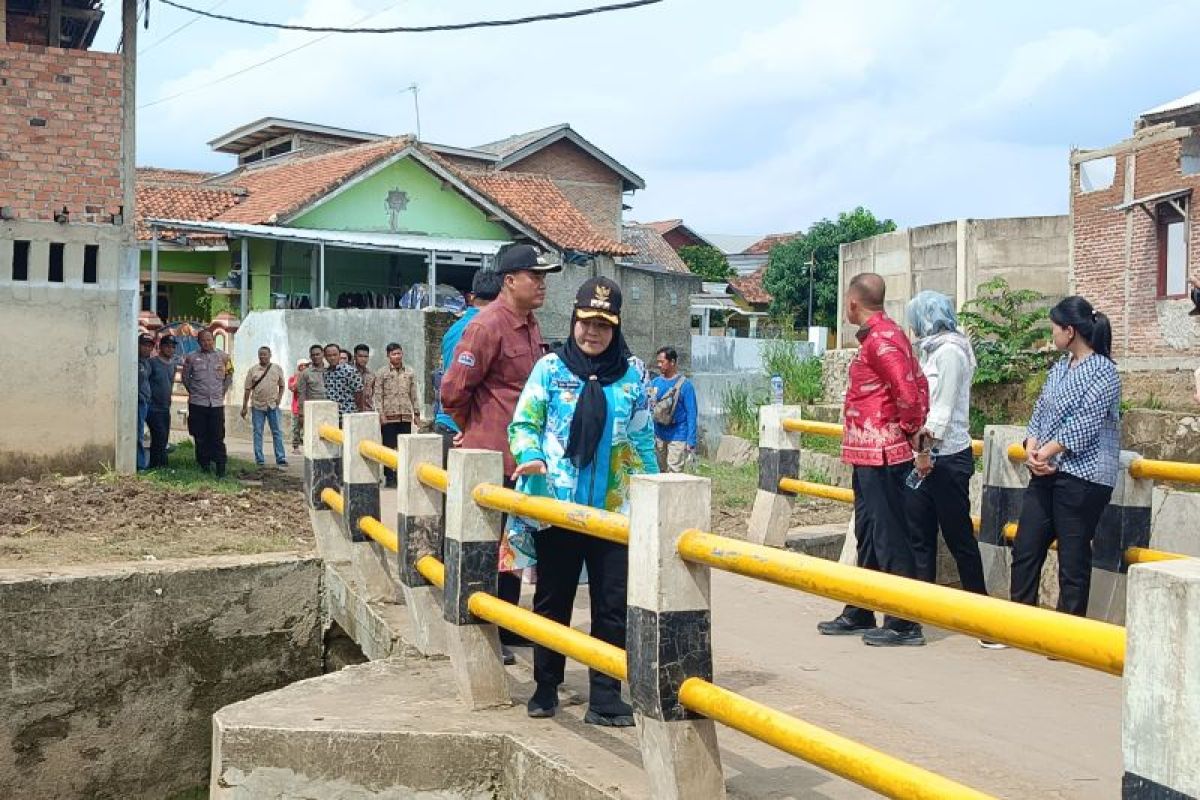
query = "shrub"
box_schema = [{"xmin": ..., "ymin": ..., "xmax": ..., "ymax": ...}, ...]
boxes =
[
  {"xmin": 958, "ymin": 277, "xmax": 1054, "ymax": 386},
  {"xmin": 723, "ymin": 383, "xmax": 764, "ymax": 441},
  {"xmin": 762, "ymin": 339, "xmax": 824, "ymax": 405}
]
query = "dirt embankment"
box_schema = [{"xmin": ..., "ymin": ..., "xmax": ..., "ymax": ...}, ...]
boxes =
[{"xmin": 0, "ymin": 471, "xmax": 312, "ymax": 567}]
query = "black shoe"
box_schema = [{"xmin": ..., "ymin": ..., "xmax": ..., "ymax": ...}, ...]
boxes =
[
  {"xmin": 817, "ymin": 614, "xmax": 876, "ymax": 636},
  {"xmin": 527, "ymin": 685, "xmax": 558, "ymax": 718},
  {"xmin": 862, "ymin": 626, "xmax": 926, "ymax": 647},
  {"xmin": 384, "ymin": 477, "xmax": 397, "ymax": 489},
  {"xmin": 500, "ymin": 631, "xmax": 533, "ymax": 648},
  {"xmin": 501, "ymin": 646, "xmax": 516, "ymax": 666},
  {"xmin": 585, "ymin": 700, "xmax": 635, "ymax": 728},
  {"xmin": 215, "ymin": 461, "xmax": 227, "ymax": 479}
]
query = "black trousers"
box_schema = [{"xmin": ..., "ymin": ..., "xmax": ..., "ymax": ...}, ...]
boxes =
[
  {"xmin": 187, "ymin": 404, "xmax": 227, "ymax": 471},
  {"xmin": 380, "ymin": 420, "xmax": 411, "ymax": 483},
  {"xmin": 905, "ymin": 448, "xmax": 987, "ymax": 594},
  {"xmin": 843, "ymin": 463, "xmax": 920, "ymax": 631},
  {"xmin": 532, "ymin": 525, "xmax": 627, "ymax": 712},
  {"xmin": 146, "ymin": 406, "xmax": 171, "ymax": 468},
  {"xmin": 1010, "ymin": 472, "xmax": 1113, "ymax": 617}
]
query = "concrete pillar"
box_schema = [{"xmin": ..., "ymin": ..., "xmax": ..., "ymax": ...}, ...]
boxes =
[
  {"xmin": 340, "ymin": 412, "xmax": 398, "ymax": 603},
  {"xmin": 1122, "ymin": 558, "xmax": 1200, "ymax": 798},
  {"xmin": 627, "ymin": 474, "xmax": 725, "ymax": 800},
  {"xmin": 394, "ymin": 433, "xmax": 448, "ymax": 657},
  {"xmin": 978, "ymin": 424, "xmax": 1027, "ymax": 599},
  {"xmin": 441, "ymin": 448, "xmax": 510, "ymax": 709},
  {"xmin": 746, "ymin": 405, "xmax": 803, "ymax": 547},
  {"xmin": 303, "ymin": 401, "xmax": 349, "ymax": 564},
  {"xmin": 1087, "ymin": 451, "xmax": 1152, "ymax": 624}
]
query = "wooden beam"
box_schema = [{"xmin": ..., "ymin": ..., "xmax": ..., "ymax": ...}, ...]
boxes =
[{"xmin": 47, "ymin": 0, "xmax": 62, "ymax": 47}]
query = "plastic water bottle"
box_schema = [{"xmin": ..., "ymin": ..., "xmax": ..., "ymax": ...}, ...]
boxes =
[
  {"xmin": 905, "ymin": 456, "xmax": 935, "ymax": 490},
  {"xmin": 771, "ymin": 375, "xmax": 784, "ymax": 406}
]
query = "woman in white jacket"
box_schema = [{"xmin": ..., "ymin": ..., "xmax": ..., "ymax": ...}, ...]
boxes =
[{"xmin": 904, "ymin": 291, "xmax": 987, "ymax": 599}]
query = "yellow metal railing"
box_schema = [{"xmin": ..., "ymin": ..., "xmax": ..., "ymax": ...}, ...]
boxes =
[
  {"xmin": 359, "ymin": 439, "xmax": 399, "ymax": 470},
  {"xmin": 471, "ymin": 482, "xmax": 631, "ymax": 544},
  {"xmin": 318, "ymin": 423, "xmax": 344, "ymax": 445},
  {"xmin": 417, "ymin": 463, "xmax": 449, "ymax": 493},
  {"xmin": 676, "ymin": 529, "xmax": 1126, "ymax": 675},
  {"xmin": 778, "ymin": 477, "xmax": 855, "ymax": 504},
  {"xmin": 677, "ymin": 678, "xmax": 992, "ymax": 800},
  {"xmin": 781, "ymin": 417, "xmax": 984, "ymax": 457}
]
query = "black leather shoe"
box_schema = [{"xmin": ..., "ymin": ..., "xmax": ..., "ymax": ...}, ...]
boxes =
[
  {"xmin": 501, "ymin": 646, "xmax": 516, "ymax": 666},
  {"xmin": 585, "ymin": 700, "xmax": 635, "ymax": 728},
  {"xmin": 527, "ymin": 685, "xmax": 558, "ymax": 718},
  {"xmin": 817, "ymin": 614, "xmax": 877, "ymax": 636},
  {"xmin": 862, "ymin": 626, "xmax": 926, "ymax": 647}
]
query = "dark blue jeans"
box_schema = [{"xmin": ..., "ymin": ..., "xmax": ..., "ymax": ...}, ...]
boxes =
[{"xmin": 136, "ymin": 399, "xmax": 149, "ymax": 470}]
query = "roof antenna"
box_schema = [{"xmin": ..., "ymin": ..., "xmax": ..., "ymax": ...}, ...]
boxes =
[{"xmin": 402, "ymin": 83, "xmax": 421, "ymax": 141}]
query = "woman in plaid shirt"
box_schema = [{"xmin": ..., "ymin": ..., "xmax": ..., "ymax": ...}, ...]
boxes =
[{"xmin": 1011, "ymin": 296, "xmax": 1120, "ymax": 618}]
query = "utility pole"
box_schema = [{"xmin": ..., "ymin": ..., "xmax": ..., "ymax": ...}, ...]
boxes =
[
  {"xmin": 806, "ymin": 252, "xmax": 816, "ymax": 328},
  {"xmin": 403, "ymin": 83, "xmax": 422, "ymax": 140}
]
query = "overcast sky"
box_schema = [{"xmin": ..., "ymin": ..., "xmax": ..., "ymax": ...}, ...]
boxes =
[{"xmin": 99, "ymin": 0, "xmax": 1200, "ymax": 237}]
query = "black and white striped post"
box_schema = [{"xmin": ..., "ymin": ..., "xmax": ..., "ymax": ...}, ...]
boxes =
[
  {"xmin": 978, "ymin": 424, "xmax": 1027, "ymax": 597},
  {"xmin": 302, "ymin": 400, "xmax": 348, "ymax": 563},
  {"xmin": 340, "ymin": 411, "xmax": 396, "ymax": 602},
  {"xmin": 442, "ymin": 448, "xmax": 510, "ymax": 709},
  {"xmin": 394, "ymin": 433, "xmax": 447, "ymax": 657},
  {"xmin": 1122, "ymin": 558, "xmax": 1200, "ymax": 798},
  {"xmin": 627, "ymin": 473, "xmax": 725, "ymax": 799},
  {"xmin": 746, "ymin": 405, "xmax": 803, "ymax": 547}
]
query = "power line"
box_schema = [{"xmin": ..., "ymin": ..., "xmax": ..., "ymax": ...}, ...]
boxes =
[
  {"xmin": 140, "ymin": 0, "xmax": 229, "ymax": 55},
  {"xmin": 138, "ymin": 2, "xmax": 403, "ymax": 109},
  {"xmin": 156, "ymin": 0, "xmax": 664, "ymax": 34}
]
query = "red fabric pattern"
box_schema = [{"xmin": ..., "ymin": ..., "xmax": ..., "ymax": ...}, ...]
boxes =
[{"xmin": 841, "ymin": 312, "xmax": 929, "ymax": 466}]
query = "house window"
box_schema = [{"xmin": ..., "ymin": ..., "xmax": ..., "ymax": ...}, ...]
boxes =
[
  {"xmin": 11, "ymin": 240, "xmax": 30, "ymax": 281},
  {"xmin": 1079, "ymin": 156, "xmax": 1116, "ymax": 192},
  {"xmin": 48, "ymin": 243, "xmax": 65, "ymax": 282},
  {"xmin": 1182, "ymin": 135, "xmax": 1200, "ymax": 176},
  {"xmin": 1157, "ymin": 202, "xmax": 1188, "ymax": 298},
  {"xmin": 83, "ymin": 245, "xmax": 99, "ymax": 284}
]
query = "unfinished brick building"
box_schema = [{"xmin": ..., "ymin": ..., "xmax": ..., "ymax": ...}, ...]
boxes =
[{"xmin": 1072, "ymin": 92, "xmax": 1200, "ymax": 369}]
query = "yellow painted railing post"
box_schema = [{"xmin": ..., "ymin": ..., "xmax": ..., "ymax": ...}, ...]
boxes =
[
  {"xmin": 627, "ymin": 474, "xmax": 726, "ymax": 799},
  {"xmin": 303, "ymin": 400, "xmax": 349, "ymax": 563},
  {"xmin": 394, "ymin": 433, "xmax": 449, "ymax": 657},
  {"xmin": 442, "ymin": 448, "xmax": 510, "ymax": 710},
  {"xmin": 1123, "ymin": 558, "xmax": 1200, "ymax": 797},
  {"xmin": 340, "ymin": 411, "xmax": 398, "ymax": 603},
  {"xmin": 747, "ymin": 404, "xmax": 804, "ymax": 547}
]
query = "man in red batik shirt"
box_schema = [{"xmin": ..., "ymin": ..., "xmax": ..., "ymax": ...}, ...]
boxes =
[{"xmin": 818, "ymin": 273, "xmax": 930, "ymax": 647}]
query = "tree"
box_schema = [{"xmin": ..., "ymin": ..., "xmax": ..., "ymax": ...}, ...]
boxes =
[
  {"xmin": 957, "ymin": 277, "xmax": 1052, "ymax": 385},
  {"xmin": 762, "ymin": 207, "xmax": 896, "ymax": 327},
  {"xmin": 678, "ymin": 245, "xmax": 732, "ymax": 281}
]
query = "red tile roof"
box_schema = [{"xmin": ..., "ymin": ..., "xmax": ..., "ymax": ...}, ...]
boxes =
[
  {"xmin": 743, "ymin": 232, "xmax": 798, "ymax": 255},
  {"xmin": 136, "ymin": 167, "xmax": 216, "ymax": 185},
  {"xmin": 462, "ymin": 171, "xmax": 635, "ymax": 256},
  {"xmin": 621, "ymin": 224, "xmax": 691, "ymax": 272},
  {"xmin": 644, "ymin": 218, "xmax": 682, "ymax": 235},
  {"xmin": 728, "ymin": 266, "xmax": 771, "ymax": 306},
  {"xmin": 136, "ymin": 136, "xmax": 634, "ymax": 255}
]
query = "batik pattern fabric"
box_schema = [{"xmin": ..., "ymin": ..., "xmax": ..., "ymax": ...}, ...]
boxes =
[
  {"xmin": 841, "ymin": 311, "xmax": 929, "ymax": 466},
  {"xmin": 501, "ymin": 353, "xmax": 658, "ymax": 571},
  {"xmin": 323, "ymin": 363, "xmax": 363, "ymax": 416}
]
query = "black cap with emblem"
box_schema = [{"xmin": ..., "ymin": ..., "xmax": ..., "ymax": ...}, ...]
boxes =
[
  {"xmin": 573, "ymin": 276, "xmax": 621, "ymax": 326},
  {"xmin": 496, "ymin": 243, "xmax": 561, "ymax": 275}
]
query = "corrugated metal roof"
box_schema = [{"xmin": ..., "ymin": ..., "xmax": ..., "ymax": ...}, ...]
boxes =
[{"xmin": 146, "ymin": 219, "xmax": 509, "ymax": 256}]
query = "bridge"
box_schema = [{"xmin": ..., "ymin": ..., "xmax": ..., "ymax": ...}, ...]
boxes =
[{"xmin": 208, "ymin": 399, "xmax": 1200, "ymax": 799}]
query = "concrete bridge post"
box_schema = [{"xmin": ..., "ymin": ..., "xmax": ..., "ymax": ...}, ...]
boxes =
[
  {"xmin": 442, "ymin": 448, "xmax": 510, "ymax": 709},
  {"xmin": 340, "ymin": 412, "xmax": 398, "ymax": 603},
  {"xmin": 302, "ymin": 400, "xmax": 349, "ymax": 564},
  {"xmin": 627, "ymin": 474, "xmax": 726, "ymax": 799},
  {"xmin": 746, "ymin": 405, "xmax": 803, "ymax": 546},
  {"xmin": 978, "ymin": 424, "xmax": 1027, "ymax": 599},
  {"xmin": 394, "ymin": 433, "xmax": 448, "ymax": 657},
  {"xmin": 1122, "ymin": 558, "xmax": 1200, "ymax": 798}
]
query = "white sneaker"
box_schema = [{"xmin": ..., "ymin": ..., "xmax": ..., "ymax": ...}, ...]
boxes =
[{"xmin": 979, "ymin": 640, "xmax": 1008, "ymax": 650}]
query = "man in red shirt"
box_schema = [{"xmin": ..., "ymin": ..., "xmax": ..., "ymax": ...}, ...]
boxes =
[
  {"xmin": 440, "ymin": 243, "xmax": 560, "ymax": 661},
  {"xmin": 818, "ymin": 273, "xmax": 930, "ymax": 646}
]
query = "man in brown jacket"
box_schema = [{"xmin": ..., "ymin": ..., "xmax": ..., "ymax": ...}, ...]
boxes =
[{"xmin": 374, "ymin": 342, "xmax": 420, "ymax": 488}]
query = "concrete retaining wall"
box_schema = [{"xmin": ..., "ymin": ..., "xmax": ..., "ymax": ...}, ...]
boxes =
[{"xmin": 0, "ymin": 554, "xmax": 324, "ymax": 799}]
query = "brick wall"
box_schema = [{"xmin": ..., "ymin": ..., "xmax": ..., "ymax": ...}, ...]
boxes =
[
  {"xmin": 0, "ymin": 42, "xmax": 124, "ymax": 223},
  {"xmin": 1072, "ymin": 125, "xmax": 1200, "ymax": 359},
  {"xmin": 504, "ymin": 139, "xmax": 624, "ymax": 240}
]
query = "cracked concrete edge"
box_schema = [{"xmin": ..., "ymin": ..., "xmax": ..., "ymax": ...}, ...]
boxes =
[{"xmin": 322, "ymin": 560, "xmax": 430, "ymax": 662}]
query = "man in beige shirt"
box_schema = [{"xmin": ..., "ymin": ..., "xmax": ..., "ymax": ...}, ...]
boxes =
[
  {"xmin": 374, "ymin": 342, "xmax": 420, "ymax": 487},
  {"xmin": 354, "ymin": 343, "xmax": 376, "ymax": 411},
  {"xmin": 240, "ymin": 345, "xmax": 287, "ymax": 467}
]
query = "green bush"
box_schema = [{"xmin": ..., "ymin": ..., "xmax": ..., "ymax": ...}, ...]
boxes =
[
  {"xmin": 762, "ymin": 339, "xmax": 824, "ymax": 405},
  {"xmin": 958, "ymin": 277, "xmax": 1054, "ymax": 386},
  {"xmin": 723, "ymin": 384, "xmax": 764, "ymax": 442}
]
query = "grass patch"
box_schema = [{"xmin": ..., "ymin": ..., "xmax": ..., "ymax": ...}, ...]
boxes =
[
  {"xmin": 694, "ymin": 459, "xmax": 759, "ymax": 511},
  {"xmin": 722, "ymin": 384, "xmax": 765, "ymax": 442},
  {"xmin": 799, "ymin": 433, "xmax": 842, "ymax": 457},
  {"xmin": 128, "ymin": 441, "xmax": 259, "ymax": 494}
]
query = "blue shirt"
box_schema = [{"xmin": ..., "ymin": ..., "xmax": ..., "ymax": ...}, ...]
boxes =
[
  {"xmin": 434, "ymin": 306, "xmax": 479, "ymax": 432},
  {"xmin": 1027, "ymin": 353, "xmax": 1121, "ymax": 487},
  {"xmin": 650, "ymin": 375, "xmax": 697, "ymax": 448}
]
